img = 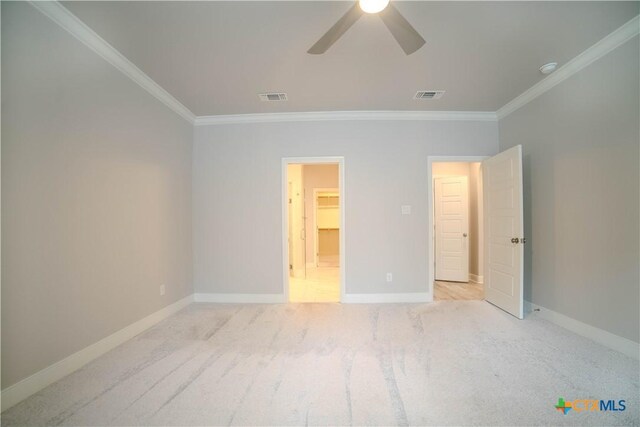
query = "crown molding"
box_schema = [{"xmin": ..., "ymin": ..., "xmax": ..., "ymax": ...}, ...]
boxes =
[
  {"xmin": 27, "ymin": 2, "xmax": 638, "ymax": 127},
  {"xmin": 194, "ymin": 110, "xmax": 497, "ymax": 126},
  {"xmin": 497, "ymin": 14, "xmax": 639, "ymax": 120},
  {"xmin": 29, "ymin": 1, "xmax": 196, "ymax": 124}
]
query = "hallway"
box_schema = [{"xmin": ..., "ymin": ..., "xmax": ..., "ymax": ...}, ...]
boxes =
[
  {"xmin": 289, "ymin": 267, "xmax": 340, "ymax": 302},
  {"xmin": 434, "ymin": 280, "xmax": 484, "ymax": 301}
]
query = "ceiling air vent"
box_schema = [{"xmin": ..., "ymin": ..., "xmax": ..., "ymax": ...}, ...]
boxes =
[
  {"xmin": 259, "ymin": 92, "xmax": 288, "ymax": 102},
  {"xmin": 414, "ymin": 90, "xmax": 445, "ymax": 100}
]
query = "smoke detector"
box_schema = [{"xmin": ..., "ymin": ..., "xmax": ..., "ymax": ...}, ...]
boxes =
[{"xmin": 539, "ymin": 62, "xmax": 558, "ymax": 75}]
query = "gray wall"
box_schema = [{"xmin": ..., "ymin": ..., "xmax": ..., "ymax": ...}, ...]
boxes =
[
  {"xmin": 468, "ymin": 162, "xmax": 483, "ymax": 279},
  {"xmin": 499, "ymin": 36, "xmax": 640, "ymax": 343},
  {"xmin": 193, "ymin": 120, "xmax": 499, "ymax": 296},
  {"xmin": 1, "ymin": 2, "xmax": 193, "ymax": 388}
]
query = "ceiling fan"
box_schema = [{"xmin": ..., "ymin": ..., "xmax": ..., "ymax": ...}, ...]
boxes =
[{"xmin": 308, "ymin": 0, "xmax": 425, "ymax": 55}]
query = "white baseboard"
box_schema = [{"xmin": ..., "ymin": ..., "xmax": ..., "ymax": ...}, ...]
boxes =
[
  {"xmin": 194, "ymin": 293, "xmax": 429, "ymax": 304},
  {"xmin": 0, "ymin": 295, "xmax": 194, "ymax": 412},
  {"xmin": 526, "ymin": 301, "xmax": 639, "ymax": 360},
  {"xmin": 342, "ymin": 293, "xmax": 430, "ymax": 303},
  {"xmin": 469, "ymin": 274, "xmax": 484, "ymax": 284},
  {"xmin": 193, "ymin": 293, "xmax": 286, "ymax": 303}
]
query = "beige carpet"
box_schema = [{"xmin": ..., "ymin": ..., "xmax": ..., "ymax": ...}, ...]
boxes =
[{"xmin": 2, "ymin": 301, "xmax": 638, "ymax": 426}]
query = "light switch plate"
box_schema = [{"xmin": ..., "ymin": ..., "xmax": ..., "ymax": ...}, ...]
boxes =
[{"xmin": 401, "ymin": 205, "xmax": 411, "ymax": 215}]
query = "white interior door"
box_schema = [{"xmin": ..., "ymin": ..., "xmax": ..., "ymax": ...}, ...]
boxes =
[
  {"xmin": 288, "ymin": 164, "xmax": 305, "ymax": 278},
  {"xmin": 482, "ymin": 145, "xmax": 524, "ymax": 319},
  {"xmin": 288, "ymin": 182, "xmax": 293, "ymax": 271},
  {"xmin": 434, "ymin": 176, "xmax": 469, "ymax": 282}
]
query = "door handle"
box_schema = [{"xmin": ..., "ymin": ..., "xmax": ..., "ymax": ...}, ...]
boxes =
[
  {"xmin": 511, "ymin": 237, "xmax": 520, "ymax": 244},
  {"xmin": 463, "ymin": 233, "xmax": 468, "ymax": 237}
]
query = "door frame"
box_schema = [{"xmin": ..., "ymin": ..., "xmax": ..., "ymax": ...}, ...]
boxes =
[
  {"xmin": 313, "ymin": 187, "xmax": 340, "ymax": 267},
  {"xmin": 282, "ymin": 157, "xmax": 345, "ymax": 302},
  {"xmin": 427, "ymin": 155, "xmax": 488, "ymax": 302}
]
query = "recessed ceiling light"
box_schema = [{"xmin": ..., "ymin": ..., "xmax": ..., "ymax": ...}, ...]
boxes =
[
  {"xmin": 539, "ymin": 62, "xmax": 558, "ymax": 75},
  {"xmin": 359, "ymin": 0, "xmax": 390, "ymax": 14}
]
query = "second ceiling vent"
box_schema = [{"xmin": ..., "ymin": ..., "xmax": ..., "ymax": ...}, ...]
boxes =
[
  {"xmin": 414, "ymin": 90, "xmax": 445, "ymax": 100},
  {"xmin": 259, "ymin": 92, "xmax": 288, "ymax": 102}
]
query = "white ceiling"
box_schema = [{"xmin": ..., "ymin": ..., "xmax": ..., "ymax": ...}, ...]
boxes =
[{"xmin": 62, "ymin": 1, "xmax": 638, "ymax": 116}]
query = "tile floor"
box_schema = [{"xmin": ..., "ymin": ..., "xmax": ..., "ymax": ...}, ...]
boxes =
[
  {"xmin": 434, "ymin": 280, "xmax": 484, "ymax": 300},
  {"xmin": 289, "ymin": 266, "xmax": 340, "ymax": 302}
]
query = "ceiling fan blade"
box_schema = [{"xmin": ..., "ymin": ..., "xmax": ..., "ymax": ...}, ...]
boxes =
[
  {"xmin": 379, "ymin": 3, "xmax": 426, "ymax": 55},
  {"xmin": 308, "ymin": 4, "xmax": 364, "ymax": 54}
]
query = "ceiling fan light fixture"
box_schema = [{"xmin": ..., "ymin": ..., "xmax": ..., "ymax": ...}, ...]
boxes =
[
  {"xmin": 359, "ymin": 0, "xmax": 390, "ymax": 14},
  {"xmin": 307, "ymin": 0, "xmax": 424, "ymax": 55}
]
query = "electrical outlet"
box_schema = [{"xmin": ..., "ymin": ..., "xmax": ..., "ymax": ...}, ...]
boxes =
[
  {"xmin": 386, "ymin": 273, "xmax": 393, "ymax": 282},
  {"xmin": 160, "ymin": 285, "xmax": 166, "ymax": 296}
]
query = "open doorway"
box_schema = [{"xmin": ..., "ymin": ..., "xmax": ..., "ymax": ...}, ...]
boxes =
[
  {"xmin": 429, "ymin": 159, "xmax": 486, "ymax": 301},
  {"xmin": 314, "ymin": 188, "xmax": 340, "ymax": 268},
  {"xmin": 283, "ymin": 158, "xmax": 344, "ymax": 303}
]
